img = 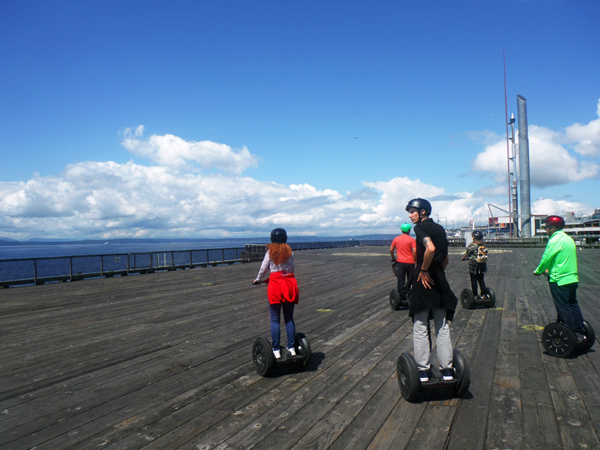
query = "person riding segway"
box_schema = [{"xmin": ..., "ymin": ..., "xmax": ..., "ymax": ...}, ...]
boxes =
[
  {"xmin": 460, "ymin": 230, "xmax": 496, "ymax": 309},
  {"xmin": 251, "ymin": 228, "xmax": 312, "ymax": 376},
  {"xmin": 389, "ymin": 223, "xmax": 416, "ymax": 310},
  {"xmin": 396, "ymin": 198, "xmax": 470, "ymax": 401},
  {"xmin": 534, "ymin": 216, "xmax": 595, "ymax": 358}
]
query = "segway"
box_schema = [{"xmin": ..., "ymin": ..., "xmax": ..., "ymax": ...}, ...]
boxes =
[
  {"xmin": 460, "ymin": 287, "xmax": 496, "ymax": 309},
  {"xmin": 397, "ymin": 348, "xmax": 470, "ymax": 402},
  {"xmin": 397, "ymin": 314, "xmax": 470, "ymax": 402},
  {"xmin": 389, "ymin": 289, "xmax": 409, "ymax": 310},
  {"xmin": 541, "ymin": 319, "xmax": 595, "ymax": 358},
  {"xmin": 252, "ymin": 332, "xmax": 312, "ymax": 376}
]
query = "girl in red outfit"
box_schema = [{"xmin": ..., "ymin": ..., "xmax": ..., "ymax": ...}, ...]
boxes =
[{"xmin": 253, "ymin": 228, "xmax": 299, "ymax": 359}]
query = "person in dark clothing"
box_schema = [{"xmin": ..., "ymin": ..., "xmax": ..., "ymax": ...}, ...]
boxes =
[
  {"xmin": 462, "ymin": 230, "xmax": 488, "ymax": 298},
  {"xmin": 406, "ymin": 198, "xmax": 458, "ymax": 382}
]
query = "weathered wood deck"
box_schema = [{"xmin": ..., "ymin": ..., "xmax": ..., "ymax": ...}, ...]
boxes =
[{"xmin": 1, "ymin": 246, "xmax": 600, "ymax": 449}]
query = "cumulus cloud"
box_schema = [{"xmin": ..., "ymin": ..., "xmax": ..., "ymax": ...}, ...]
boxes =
[
  {"xmin": 473, "ymin": 126, "xmax": 599, "ymax": 188},
  {"xmin": 532, "ymin": 198, "xmax": 592, "ymax": 216},
  {"xmin": 563, "ymin": 99, "xmax": 600, "ymax": 157},
  {"xmin": 360, "ymin": 177, "xmax": 482, "ymax": 228},
  {"xmin": 121, "ymin": 125, "xmax": 259, "ymax": 174},
  {"xmin": 0, "ymin": 161, "xmax": 487, "ymax": 240},
  {"xmin": 3, "ymin": 123, "xmax": 593, "ymax": 240}
]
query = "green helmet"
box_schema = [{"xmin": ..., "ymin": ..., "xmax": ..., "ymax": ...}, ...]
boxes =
[{"xmin": 401, "ymin": 223, "xmax": 411, "ymax": 233}]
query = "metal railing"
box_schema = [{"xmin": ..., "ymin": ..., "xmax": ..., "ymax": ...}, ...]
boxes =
[
  {"xmin": 0, "ymin": 240, "xmax": 389, "ymax": 288},
  {"xmin": 0, "ymin": 247, "xmax": 248, "ymax": 288},
  {"xmin": 4, "ymin": 237, "xmax": 598, "ymax": 288}
]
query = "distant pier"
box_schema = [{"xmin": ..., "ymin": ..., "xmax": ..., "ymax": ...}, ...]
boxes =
[{"xmin": 1, "ymin": 246, "xmax": 600, "ymax": 449}]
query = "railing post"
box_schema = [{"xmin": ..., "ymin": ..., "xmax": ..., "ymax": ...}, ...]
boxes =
[
  {"xmin": 127, "ymin": 254, "xmax": 130, "ymax": 275},
  {"xmin": 70, "ymin": 257, "xmax": 73, "ymax": 281},
  {"xmin": 206, "ymin": 249, "xmax": 209, "ymax": 265},
  {"xmin": 101, "ymin": 255, "xmax": 104, "ymax": 277},
  {"xmin": 189, "ymin": 250, "xmax": 193, "ymax": 268},
  {"xmin": 171, "ymin": 252, "xmax": 174, "ymax": 270},
  {"xmin": 34, "ymin": 259, "xmax": 38, "ymax": 285},
  {"xmin": 222, "ymin": 249, "xmax": 225, "ymax": 263},
  {"xmin": 150, "ymin": 253, "xmax": 153, "ymax": 271}
]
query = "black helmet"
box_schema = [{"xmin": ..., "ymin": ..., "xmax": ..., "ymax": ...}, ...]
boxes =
[
  {"xmin": 270, "ymin": 228, "xmax": 287, "ymax": 243},
  {"xmin": 405, "ymin": 198, "xmax": 432, "ymax": 216},
  {"xmin": 472, "ymin": 230, "xmax": 484, "ymax": 240}
]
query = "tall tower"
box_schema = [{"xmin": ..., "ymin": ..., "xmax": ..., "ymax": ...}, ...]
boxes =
[{"xmin": 517, "ymin": 95, "xmax": 532, "ymax": 237}]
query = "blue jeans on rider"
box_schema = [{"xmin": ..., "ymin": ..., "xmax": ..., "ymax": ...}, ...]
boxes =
[
  {"xmin": 549, "ymin": 282, "xmax": 584, "ymax": 336},
  {"xmin": 269, "ymin": 303, "xmax": 296, "ymax": 350}
]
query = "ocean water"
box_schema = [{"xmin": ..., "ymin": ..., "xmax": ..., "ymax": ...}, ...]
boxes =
[
  {"xmin": 0, "ymin": 240, "xmax": 260, "ymax": 284},
  {"xmin": 0, "ymin": 240, "xmax": 255, "ymax": 260},
  {"xmin": 0, "ymin": 238, "xmax": 384, "ymax": 284}
]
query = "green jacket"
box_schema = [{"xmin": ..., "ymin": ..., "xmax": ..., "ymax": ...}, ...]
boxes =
[{"xmin": 534, "ymin": 230, "xmax": 578, "ymax": 285}]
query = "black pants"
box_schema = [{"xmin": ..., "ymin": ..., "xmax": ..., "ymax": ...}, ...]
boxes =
[
  {"xmin": 396, "ymin": 263, "xmax": 415, "ymax": 298},
  {"xmin": 549, "ymin": 282, "xmax": 584, "ymax": 336},
  {"xmin": 470, "ymin": 273, "xmax": 486, "ymax": 296}
]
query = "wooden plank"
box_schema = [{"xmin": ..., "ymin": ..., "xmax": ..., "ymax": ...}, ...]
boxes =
[{"xmin": 1, "ymin": 247, "xmax": 600, "ymax": 449}]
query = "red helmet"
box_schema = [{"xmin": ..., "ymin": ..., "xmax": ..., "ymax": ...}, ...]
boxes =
[{"xmin": 545, "ymin": 215, "xmax": 565, "ymax": 231}]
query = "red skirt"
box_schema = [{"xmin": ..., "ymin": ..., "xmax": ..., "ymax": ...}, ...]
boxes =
[{"xmin": 266, "ymin": 271, "xmax": 299, "ymax": 304}]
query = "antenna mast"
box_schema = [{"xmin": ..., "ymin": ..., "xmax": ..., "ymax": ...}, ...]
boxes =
[{"xmin": 503, "ymin": 50, "xmax": 513, "ymax": 238}]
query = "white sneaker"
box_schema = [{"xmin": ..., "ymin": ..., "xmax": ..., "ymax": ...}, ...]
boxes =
[
  {"xmin": 441, "ymin": 369, "xmax": 454, "ymax": 381},
  {"xmin": 288, "ymin": 347, "xmax": 296, "ymax": 357},
  {"xmin": 273, "ymin": 349, "xmax": 281, "ymax": 359}
]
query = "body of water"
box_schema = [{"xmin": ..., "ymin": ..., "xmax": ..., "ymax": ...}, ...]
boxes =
[
  {"xmin": 0, "ymin": 240, "xmax": 264, "ymax": 285},
  {"xmin": 0, "ymin": 240, "xmax": 257, "ymax": 261}
]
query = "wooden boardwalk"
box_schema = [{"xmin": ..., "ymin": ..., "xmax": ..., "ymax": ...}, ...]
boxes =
[{"xmin": 1, "ymin": 246, "xmax": 600, "ymax": 449}]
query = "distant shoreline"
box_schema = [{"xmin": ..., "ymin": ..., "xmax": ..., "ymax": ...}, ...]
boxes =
[{"xmin": 0, "ymin": 235, "xmax": 397, "ymax": 247}]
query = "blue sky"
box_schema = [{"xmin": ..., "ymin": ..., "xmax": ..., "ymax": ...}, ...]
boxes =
[{"xmin": 1, "ymin": 1, "xmax": 599, "ymax": 240}]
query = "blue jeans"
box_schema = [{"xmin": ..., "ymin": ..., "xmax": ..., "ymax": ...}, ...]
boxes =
[
  {"xmin": 549, "ymin": 282, "xmax": 584, "ymax": 336},
  {"xmin": 269, "ymin": 303, "xmax": 296, "ymax": 350}
]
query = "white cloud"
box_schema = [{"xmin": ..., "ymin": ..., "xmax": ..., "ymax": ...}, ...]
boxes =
[
  {"xmin": 121, "ymin": 125, "xmax": 259, "ymax": 174},
  {"xmin": 2, "ymin": 125, "xmax": 594, "ymax": 240},
  {"xmin": 472, "ymin": 100, "xmax": 600, "ymax": 188},
  {"xmin": 531, "ymin": 198, "xmax": 592, "ymax": 217},
  {"xmin": 563, "ymin": 99, "xmax": 600, "ymax": 157},
  {"xmin": 0, "ymin": 159, "xmax": 488, "ymax": 239},
  {"xmin": 360, "ymin": 178, "xmax": 483, "ymax": 228}
]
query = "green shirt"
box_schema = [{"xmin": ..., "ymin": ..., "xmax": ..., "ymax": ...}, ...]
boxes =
[{"xmin": 534, "ymin": 230, "xmax": 578, "ymax": 285}]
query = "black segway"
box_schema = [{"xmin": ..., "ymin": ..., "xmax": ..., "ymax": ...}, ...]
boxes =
[
  {"xmin": 397, "ymin": 314, "xmax": 470, "ymax": 402},
  {"xmin": 541, "ymin": 319, "xmax": 595, "ymax": 358},
  {"xmin": 460, "ymin": 287, "xmax": 496, "ymax": 309},
  {"xmin": 252, "ymin": 332, "xmax": 312, "ymax": 376},
  {"xmin": 389, "ymin": 289, "xmax": 409, "ymax": 310},
  {"xmin": 397, "ymin": 348, "xmax": 470, "ymax": 402}
]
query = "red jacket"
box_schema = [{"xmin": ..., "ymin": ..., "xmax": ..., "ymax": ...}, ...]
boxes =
[{"xmin": 266, "ymin": 271, "xmax": 299, "ymax": 304}]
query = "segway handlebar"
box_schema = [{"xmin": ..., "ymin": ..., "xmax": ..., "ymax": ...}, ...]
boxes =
[{"xmin": 253, "ymin": 277, "xmax": 270, "ymax": 285}]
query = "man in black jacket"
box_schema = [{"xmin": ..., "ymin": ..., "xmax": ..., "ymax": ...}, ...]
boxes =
[{"xmin": 406, "ymin": 198, "xmax": 458, "ymax": 382}]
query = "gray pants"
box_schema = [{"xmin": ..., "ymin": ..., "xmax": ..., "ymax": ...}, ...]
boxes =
[{"xmin": 413, "ymin": 308, "xmax": 453, "ymax": 371}]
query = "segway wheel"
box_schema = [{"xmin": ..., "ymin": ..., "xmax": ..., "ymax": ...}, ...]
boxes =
[
  {"xmin": 452, "ymin": 349, "xmax": 470, "ymax": 398},
  {"xmin": 389, "ymin": 289, "xmax": 401, "ymax": 310},
  {"xmin": 484, "ymin": 287, "xmax": 496, "ymax": 308},
  {"xmin": 397, "ymin": 353, "xmax": 421, "ymax": 402},
  {"xmin": 460, "ymin": 289, "xmax": 474, "ymax": 310},
  {"xmin": 252, "ymin": 337, "xmax": 276, "ymax": 376},
  {"xmin": 294, "ymin": 332, "xmax": 312, "ymax": 371},
  {"xmin": 583, "ymin": 320, "xmax": 595, "ymax": 350},
  {"xmin": 542, "ymin": 323, "xmax": 576, "ymax": 358}
]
